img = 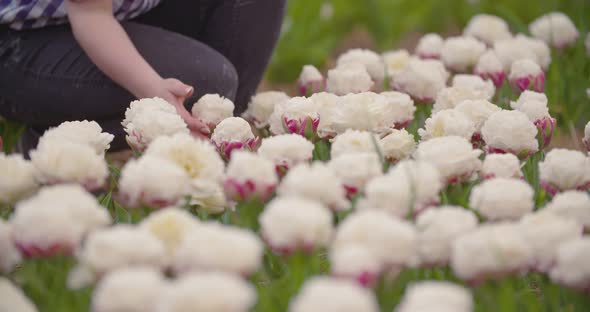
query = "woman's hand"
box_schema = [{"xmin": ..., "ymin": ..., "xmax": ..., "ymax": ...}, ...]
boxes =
[
  {"xmin": 65, "ymin": 0, "xmax": 209, "ymax": 139},
  {"xmin": 156, "ymin": 78, "xmax": 211, "ymax": 138}
]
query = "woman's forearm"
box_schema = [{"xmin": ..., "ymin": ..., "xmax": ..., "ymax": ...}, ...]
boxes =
[{"xmin": 66, "ymin": 0, "xmax": 161, "ymax": 99}]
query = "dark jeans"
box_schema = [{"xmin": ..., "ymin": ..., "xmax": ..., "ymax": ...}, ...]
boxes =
[{"xmin": 0, "ymin": 0, "xmax": 286, "ymax": 151}]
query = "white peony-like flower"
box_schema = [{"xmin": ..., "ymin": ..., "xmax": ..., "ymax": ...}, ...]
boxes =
[
  {"xmin": 396, "ymin": 281, "xmax": 473, "ymax": 312},
  {"xmin": 509, "ymin": 59, "xmax": 545, "ymax": 92},
  {"xmin": 122, "ymin": 97, "xmax": 189, "ymax": 152},
  {"xmin": 328, "ymin": 153, "xmax": 383, "ymax": 198},
  {"xmin": 474, "ymin": 50, "xmax": 506, "ymax": 87},
  {"xmin": 419, "ymin": 109, "xmax": 476, "ymax": 141},
  {"xmin": 451, "ymin": 222, "xmax": 533, "ymax": 281},
  {"xmin": 543, "ymin": 191, "xmax": 590, "ymax": 230},
  {"xmin": 224, "ymin": 151, "xmax": 279, "ymax": 202},
  {"xmin": 277, "ymin": 162, "xmax": 349, "ymax": 211},
  {"xmin": 529, "ymin": 12, "xmax": 579, "ymax": 48},
  {"xmin": 330, "ymin": 92, "xmax": 398, "ymax": 135},
  {"xmin": 514, "ymin": 34, "xmax": 552, "ymax": 70},
  {"xmin": 118, "ymin": 155, "xmax": 191, "ymax": 208},
  {"xmin": 416, "ymin": 207, "xmax": 479, "ymax": 266},
  {"xmin": 432, "ymin": 85, "xmax": 491, "ymax": 114},
  {"xmin": 39, "ymin": 120, "xmax": 114, "ymax": 155},
  {"xmin": 69, "ymin": 225, "xmax": 167, "ymax": 289},
  {"xmin": 0, "ymin": 220, "xmax": 21, "ymax": 273},
  {"xmin": 330, "ymin": 245, "xmax": 382, "ymax": 287},
  {"xmin": 139, "ymin": 208, "xmax": 200, "ymax": 258},
  {"xmin": 510, "ymin": 90, "xmax": 550, "ymax": 122},
  {"xmin": 380, "ymin": 91, "xmax": 416, "ymax": 128},
  {"xmin": 469, "ymin": 178, "xmax": 534, "ymax": 221},
  {"xmin": 520, "ymin": 211, "xmax": 583, "ymax": 272},
  {"xmin": 92, "ymin": 267, "xmax": 166, "ymax": 312},
  {"xmin": 415, "ymin": 33, "xmax": 444, "ymax": 59},
  {"xmin": 464, "ymin": 14, "xmax": 512, "ymax": 45},
  {"xmin": 289, "ymin": 277, "xmax": 379, "ymax": 312},
  {"xmin": 30, "ymin": 139, "xmax": 108, "ymax": 191},
  {"xmin": 389, "ymin": 160, "xmax": 443, "ymax": 212},
  {"xmin": 336, "ymin": 48, "xmax": 385, "ymax": 84},
  {"xmin": 330, "ymin": 130, "xmax": 381, "ymax": 159},
  {"xmin": 493, "ymin": 38, "xmax": 540, "ymax": 72},
  {"xmin": 549, "ymin": 237, "xmax": 590, "ymax": 290},
  {"xmin": 452, "ymin": 74, "xmax": 495, "ymax": 99},
  {"xmin": 441, "ymin": 36, "xmax": 487, "ymax": 72},
  {"xmin": 539, "ymin": 149, "xmax": 590, "ymax": 195},
  {"xmin": 391, "ymin": 58, "xmax": 449, "ymax": 103},
  {"xmin": 333, "ymin": 210, "xmax": 418, "ymax": 268},
  {"xmin": 242, "ymin": 91, "xmax": 290, "ymax": 128},
  {"xmin": 157, "ymin": 271, "xmax": 257, "ymax": 312},
  {"xmin": 481, "ymin": 110, "xmax": 538, "ymax": 157},
  {"xmin": 144, "ymin": 133, "xmax": 226, "ymax": 212},
  {"xmin": 257, "ymin": 134, "xmax": 314, "ymax": 174},
  {"xmin": 11, "ymin": 184, "xmax": 110, "ymax": 258},
  {"xmin": 454, "ymin": 99, "xmax": 501, "ymax": 136},
  {"xmin": 310, "ymin": 92, "xmax": 340, "ymax": 138},
  {"xmin": 298, "ymin": 65, "xmax": 325, "ymax": 95},
  {"xmin": 268, "ymin": 96, "xmax": 320, "ymax": 137},
  {"xmin": 0, "ymin": 278, "xmax": 38, "ymax": 312},
  {"xmin": 172, "ymin": 222, "xmax": 263, "ymax": 276},
  {"xmin": 0, "ymin": 153, "xmax": 38, "ymax": 204},
  {"xmin": 382, "ymin": 49, "xmax": 411, "ymax": 77},
  {"xmin": 414, "ymin": 136, "xmax": 482, "ymax": 184},
  {"xmin": 356, "ymin": 174, "xmax": 413, "ymax": 218},
  {"xmin": 380, "ymin": 129, "xmax": 416, "ymax": 162},
  {"xmin": 211, "ymin": 117, "xmax": 259, "ymax": 160},
  {"xmin": 481, "ymin": 153, "xmax": 523, "ymax": 180},
  {"xmin": 191, "ymin": 94, "xmax": 235, "ymax": 129},
  {"xmin": 260, "ymin": 196, "xmax": 333, "ymax": 254},
  {"xmin": 326, "ymin": 63, "xmax": 374, "ymax": 95}
]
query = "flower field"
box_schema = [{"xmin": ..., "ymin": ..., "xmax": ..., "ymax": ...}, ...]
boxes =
[{"xmin": 2, "ymin": 8, "xmax": 590, "ymax": 312}]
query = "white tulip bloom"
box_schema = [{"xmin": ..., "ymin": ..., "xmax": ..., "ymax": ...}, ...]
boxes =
[
  {"xmin": 289, "ymin": 277, "xmax": 379, "ymax": 312},
  {"xmin": 414, "ymin": 136, "xmax": 482, "ymax": 184},
  {"xmin": 260, "ymin": 196, "xmax": 333, "ymax": 254},
  {"xmin": 172, "ymin": 222, "xmax": 263, "ymax": 276},
  {"xmin": 416, "ymin": 207, "xmax": 479, "ymax": 266},
  {"xmin": 464, "ymin": 14, "xmax": 512, "ymax": 45},
  {"xmin": 157, "ymin": 272, "xmax": 257, "ymax": 312},
  {"xmin": 0, "ymin": 153, "xmax": 38, "ymax": 204},
  {"xmin": 92, "ymin": 268, "xmax": 166, "ymax": 312},
  {"xmin": 11, "ymin": 184, "xmax": 110, "ymax": 258},
  {"xmin": 539, "ymin": 149, "xmax": 590, "ymax": 195},
  {"xmin": 191, "ymin": 94, "xmax": 235, "ymax": 129},
  {"xmin": 326, "ymin": 63, "xmax": 374, "ymax": 95},
  {"xmin": 481, "ymin": 153, "xmax": 523, "ymax": 180},
  {"xmin": 415, "ymin": 33, "xmax": 444, "ymax": 59},
  {"xmin": 544, "ymin": 191, "xmax": 590, "ymax": 231},
  {"xmin": 39, "ymin": 120, "xmax": 114, "ymax": 155},
  {"xmin": 441, "ymin": 36, "xmax": 487, "ymax": 72},
  {"xmin": 529, "ymin": 12, "xmax": 579, "ymax": 48},
  {"xmin": 481, "ymin": 110, "xmax": 538, "ymax": 157},
  {"xmin": 242, "ymin": 91, "xmax": 290, "ymax": 128},
  {"xmin": 277, "ymin": 162, "xmax": 349, "ymax": 211},
  {"xmin": 451, "ymin": 223, "xmax": 533, "ymax": 281},
  {"xmin": 469, "ymin": 178, "xmax": 535, "ymax": 221},
  {"xmin": 520, "ymin": 211, "xmax": 583, "ymax": 272}
]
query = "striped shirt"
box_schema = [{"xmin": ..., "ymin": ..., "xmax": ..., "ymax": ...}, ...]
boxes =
[{"xmin": 0, "ymin": 0, "xmax": 162, "ymax": 30}]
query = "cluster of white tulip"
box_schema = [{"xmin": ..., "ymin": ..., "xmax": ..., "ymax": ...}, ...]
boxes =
[{"xmin": 1, "ymin": 10, "xmax": 590, "ymax": 312}]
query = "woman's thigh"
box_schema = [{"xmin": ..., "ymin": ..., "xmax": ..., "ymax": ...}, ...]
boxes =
[{"xmin": 0, "ymin": 22, "xmax": 238, "ymax": 127}]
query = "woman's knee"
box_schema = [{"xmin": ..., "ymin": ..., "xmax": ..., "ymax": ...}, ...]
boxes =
[{"xmin": 125, "ymin": 23, "xmax": 239, "ymax": 102}]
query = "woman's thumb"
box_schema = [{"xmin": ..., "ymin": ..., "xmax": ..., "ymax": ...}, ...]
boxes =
[{"xmin": 166, "ymin": 79, "xmax": 194, "ymax": 97}]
